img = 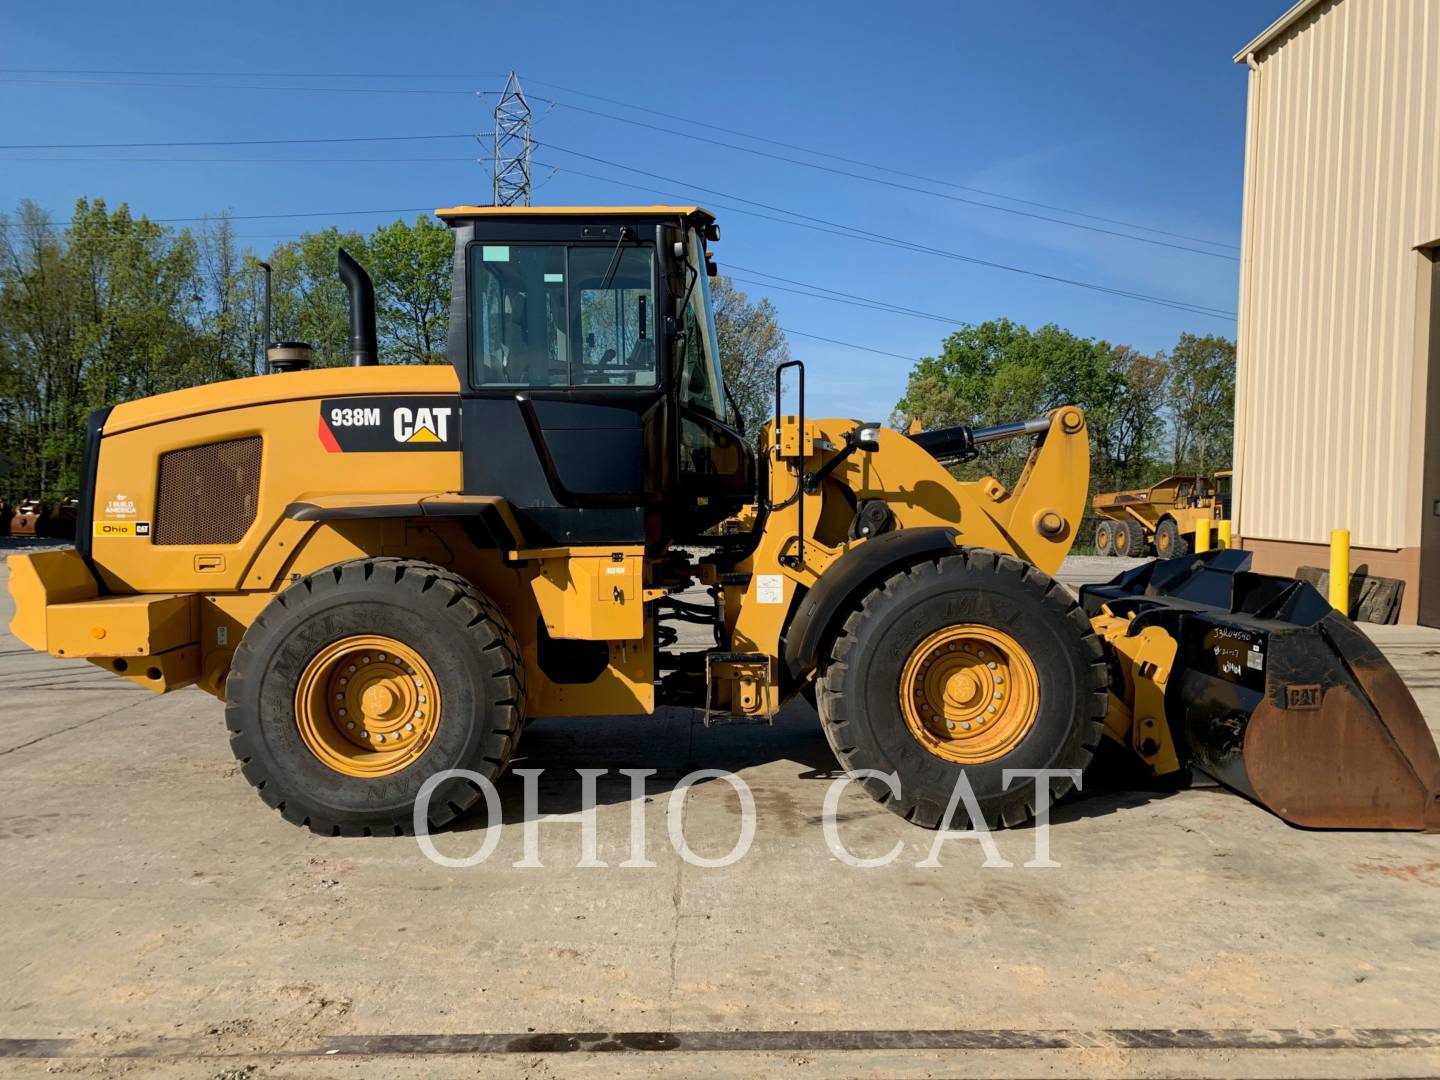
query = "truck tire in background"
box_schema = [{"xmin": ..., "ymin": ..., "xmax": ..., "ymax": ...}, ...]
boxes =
[
  {"xmin": 225, "ymin": 557, "xmax": 525, "ymax": 836},
  {"xmin": 1114, "ymin": 519, "xmax": 1148, "ymax": 558},
  {"xmin": 1094, "ymin": 519, "xmax": 1116, "ymax": 556},
  {"xmin": 1153, "ymin": 517, "xmax": 1189, "ymax": 559},
  {"xmin": 815, "ymin": 548, "xmax": 1107, "ymax": 830}
]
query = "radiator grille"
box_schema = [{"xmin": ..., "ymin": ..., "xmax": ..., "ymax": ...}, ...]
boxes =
[{"xmin": 153, "ymin": 437, "xmax": 262, "ymax": 546}]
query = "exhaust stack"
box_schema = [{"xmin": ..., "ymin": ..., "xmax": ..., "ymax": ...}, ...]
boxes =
[{"xmin": 337, "ymin": 248, "xmax": 378, "ymax": 367}]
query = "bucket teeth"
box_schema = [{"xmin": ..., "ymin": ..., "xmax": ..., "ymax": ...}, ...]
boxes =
[{"xmin": 1083, "ymin": 550, "xmax": 1440, "ymax": 832}]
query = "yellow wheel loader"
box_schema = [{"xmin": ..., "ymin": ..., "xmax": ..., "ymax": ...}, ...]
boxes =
[{"xmin": 7, "ymin": 206, "xmax": 1438, "ymax": 835}]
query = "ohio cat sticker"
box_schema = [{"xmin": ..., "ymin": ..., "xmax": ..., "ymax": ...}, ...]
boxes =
[{"xmin": 318, "ymin": 396, "xmax": 461, "ymax": 452}]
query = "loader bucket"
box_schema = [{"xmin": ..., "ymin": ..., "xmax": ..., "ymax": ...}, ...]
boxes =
[{"xmin": 1081, "ymin": 550, "xmax": 1440, "ymax": 831}]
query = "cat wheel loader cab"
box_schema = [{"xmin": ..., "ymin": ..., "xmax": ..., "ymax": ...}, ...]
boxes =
[{"xmin": 7, "ymin": 204, "xmax": 1438, "ymax": 837}]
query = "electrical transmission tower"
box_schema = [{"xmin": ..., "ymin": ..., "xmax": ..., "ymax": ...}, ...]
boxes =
[{"xmin": 492, "ymin": 72, "xmax": 532, "ymax": 206}]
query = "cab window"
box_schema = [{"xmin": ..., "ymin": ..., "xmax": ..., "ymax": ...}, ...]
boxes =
[
  {"xmin": 674, "ymin": 230, "xmax": 725, "ymax": 416},
  {"xmin": 570, "ymin": 246, "xmax": 655, "ymax": 387},
  {"xmin": 469, "ymin": 242, "xmax": 656, "ymax": 389}
]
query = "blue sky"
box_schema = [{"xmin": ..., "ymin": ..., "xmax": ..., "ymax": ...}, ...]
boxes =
[{"xmin": 1, "ymin": 0, "xmax": 1289, "ymax": 419}]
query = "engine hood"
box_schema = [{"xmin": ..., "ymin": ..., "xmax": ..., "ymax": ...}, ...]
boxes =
[{"xmin": 104, "ymin": 365, "xmax": 461, "ymax": 436}]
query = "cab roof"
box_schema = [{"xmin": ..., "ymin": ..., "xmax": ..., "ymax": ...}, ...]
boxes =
[{"xmin": 434, "ymin": 204, "xmax": 714, "ymax": 223}]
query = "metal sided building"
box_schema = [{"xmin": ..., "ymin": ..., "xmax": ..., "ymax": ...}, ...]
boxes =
[{"xmin": 1232, "ymin": 0, "xmax": 1440, "ymax": 625}]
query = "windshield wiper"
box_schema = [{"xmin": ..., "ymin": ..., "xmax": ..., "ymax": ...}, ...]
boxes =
[{"xmin": 598, "ymin": 225, "xmax": 633, "ymax": 291}]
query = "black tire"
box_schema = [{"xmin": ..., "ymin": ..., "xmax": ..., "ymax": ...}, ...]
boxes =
[
  {"xmin": 225, "ymin": 557, "xmax": 525, "ymax": 836},
  {"xmin": 815, "ymin": 549, "xmax": 1108, "ymax": 829},
  {"xmin": 1153, "ymin": 518, "xmax": 1189, "ymax": 559},
  {"xmin": 1114, "ymin": 520, "xmax": 1148, "ymax": 558},
  {"xmin": 1094, "ymin": 520, "xmax": 1115, "ymax": 557}
]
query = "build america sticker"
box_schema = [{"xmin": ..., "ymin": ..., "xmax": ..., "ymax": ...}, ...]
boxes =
[{"xmin": 318, "ymin": 396, "xmax": 461, "ymax": 453}]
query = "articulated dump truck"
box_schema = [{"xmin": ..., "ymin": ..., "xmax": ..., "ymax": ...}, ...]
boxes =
[{"xmin": 8, "ymin": 206, "xmax": 1439, "ymax": 836}]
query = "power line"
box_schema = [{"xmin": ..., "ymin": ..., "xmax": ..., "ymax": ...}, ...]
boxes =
[
  {"xmin": 531, "ymin": 149, "xmax": 1235, "ymax": 320},
  {"xmin": 0, "ymin": 65, "xmax": 1238, "ymax": 252},
  {"xmin": 1, "ymin": 206, "xmax": 435, "ymax": 229},
  {"xmin": 523, "ymin": 95, "xmax": 1235, "ymax": 261},
  {"xmin": 0, "ymin": 76, "xmax": 483, "ymax": 96},
  {"xmin": 518, "ymin": 75, "xmax": 1238, "ymax": 253},
  {"xmin": 12, "ymin": 70, "xmax": 1226, "ymax": 259},
  {"xmin": 0, "ymin": 133, "xmax": 477, "ymax": 150},
  {"xmin": 2, "ymin": 151, "xmax": 1234, "ymax": 320},
  {"xmin": 0, "ymin": 67, "xmax": 488, "ymax": 78},
  {"xmin": 727, "ymin": 269, "xmax": 963, "ymax": 327},
  {"xmin": 1, "ymin": 155, "xmax": 487, "ymax": 163},
  {"xmin": 780, "ymin": 328, "xmax": 918, "ymax": 363}
]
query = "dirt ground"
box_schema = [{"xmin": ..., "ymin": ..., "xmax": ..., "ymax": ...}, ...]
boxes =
[{"xmin": 3, "ymin": 542, "xmax": 1439, "ymax": 1079}]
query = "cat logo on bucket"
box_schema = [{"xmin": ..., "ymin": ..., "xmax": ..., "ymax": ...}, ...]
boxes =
[{"xmin": 318, "ymin": 396, "xmax": 460, "ymax": 453}]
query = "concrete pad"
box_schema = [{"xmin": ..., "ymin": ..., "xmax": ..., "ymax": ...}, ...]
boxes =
[{"xmin": 3, "ymin": 549, "xmax": 1439, "ymax": 1079}]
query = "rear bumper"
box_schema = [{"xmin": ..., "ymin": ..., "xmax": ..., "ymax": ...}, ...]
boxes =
[{"xmin": 7, "ymin": 549, "xmax": 200, "ymax": 692}]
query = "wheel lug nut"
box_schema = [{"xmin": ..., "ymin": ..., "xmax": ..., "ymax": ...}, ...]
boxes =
[
  {"xmin": 960, "ymin": 721, "xmax": 971, "ymax": 731},
  {"xmin": 377, "ymin": 653, "xmax": 386, "ymax": 661},
  {"xmin": 346, "ymin": 721, "xmax": 355, "ymax": 730},
  {"xmin": 374, "ymin": 733, "xmax": 385, "ymax": 744},
  {"xmin": 414, "ymin": 710, "xmax": 423, "ymax": 719},
  {"xmin": 360, "ymin": 730, "xmax": 370, "ymax": 739},
  {"xmin": 987, "ymin": 661, "xmax": 997, "ymax": 669},
  {"xmin": 993, "ymin": 691, "xmax": 1002, "ymax": 700},
  {"xmin": 347, "ymin": 665, "xmax": 356, "ymax": 674},
  {"xmin": 338, "ymin": 708, "xmax": 346, "ymax": 717}
]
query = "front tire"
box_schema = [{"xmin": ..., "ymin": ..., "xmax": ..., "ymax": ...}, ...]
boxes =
[
  {"xmin": 225, "ymin": 558, "xmax": 525, "ymax": 835},
  {"xmin": 815, "ymin": 549, "xmax": 1107, "ymax": 829},
  {"xmin": 1154, "ymin": 518, "xmax": 1188, "ymax": 559}
]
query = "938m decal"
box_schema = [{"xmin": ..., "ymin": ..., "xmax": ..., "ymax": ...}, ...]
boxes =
[{"xmin": 318, "ymin": 396, "xmax": 461, "ymax": 453}]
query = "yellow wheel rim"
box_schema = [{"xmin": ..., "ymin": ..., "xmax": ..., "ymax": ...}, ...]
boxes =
[
  {"xmin": 295, "ymin": 635, "xmax": 441, "ymax": 778},
  {"xmin": 899, "ymin": 624, "xmax": 1040, "ymax": 764}
]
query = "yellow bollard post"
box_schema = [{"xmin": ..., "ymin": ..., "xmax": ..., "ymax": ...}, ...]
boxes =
[
  {"xmin": 1218, "ymin": 519, "xmax": 1232, "ymax": 549},
  {"xmin": 1194, "ymin": 519, "xmax": 1211, "ymax": 553},
  {"xmin": 1329, "ymin": 528, "xmax": 1350, "ymax": 613}
]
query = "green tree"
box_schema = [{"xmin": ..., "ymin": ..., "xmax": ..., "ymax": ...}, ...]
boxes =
[
  {"xmin": 266, "ymin": 227, "xmax": 367, "ymax": 368},
  {"xmin": 1167, "ymin": 332, "xmax": 1235, "ymax": 472},
  {"xmin": 710, "ymin": 275, "xmax": 790, "ymax": 433},
  {"xmin": 366, "ymin": 215, "xmax": 453, "ymax": 364},
  {"xmin": 1088, "ymin": 344, "xmax": 1169, "ymax": 492},
  {"xmin": 195, "ymin": 216, "xmax": 266, "ymax": 380},
  {"xmin": 895, "ymin": 318, "xmax": 1122, "ymax": 486},
  {"xmin": 0, "ymin": 197, "xmax": 216, "ymax": 501},
  {"xmin": 0, "ymin": 202, "xmax": 77, "ymax": 500}
]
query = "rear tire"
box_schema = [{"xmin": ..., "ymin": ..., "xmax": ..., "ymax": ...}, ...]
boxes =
[
  {"xmin": 815, "ymin": 549, "xmax": 1107, "ymax": 829},
  {"xmin": 1094, "ymin": 520, "xmax": 1116, "ymax": 557},
  {"xmin": 1114, "ymin": 520, "xmax": 1148, "ymax": 558},
  {"xmin": 225, "ymin": 557, "xmax": 525, "ymax": 836},
  {"xmin": 1153, "ymin": 518, "xmax": 1188, "ymax": 559}
]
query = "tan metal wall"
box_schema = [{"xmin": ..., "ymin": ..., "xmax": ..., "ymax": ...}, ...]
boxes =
[{"xmin": 1234, "ymin": 0, "xmax": 1440, "ymax": 550}]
